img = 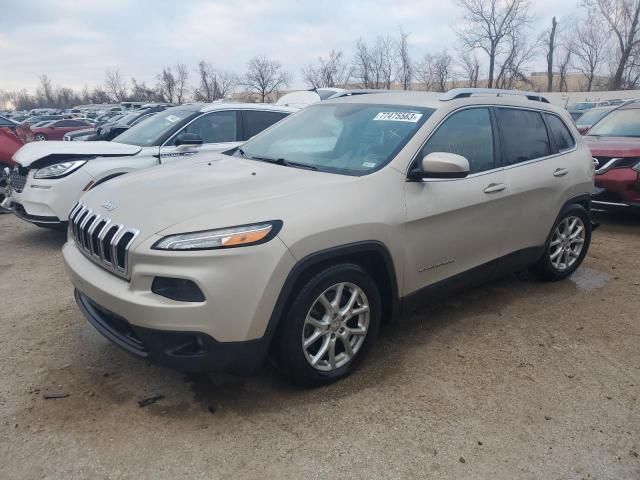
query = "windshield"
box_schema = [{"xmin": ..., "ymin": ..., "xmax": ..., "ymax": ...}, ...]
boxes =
[
  {"xmin": 113, "ymin": 108, "xmax": 197, "ymax": 146},
  {"xmin": 587, "ymin": 109, "xmax": 640, "ymax": 137},
  {"xmin": 231, "ymin": 103, "xmax": 433, "ymax": 175},
  {"xmin": 577, "ymin": 109, "xmax": 612, "ymax": 126}
]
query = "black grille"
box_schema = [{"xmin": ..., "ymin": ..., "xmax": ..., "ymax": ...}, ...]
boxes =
[
  {"xmin": 69, "ymin": 202, "xmax": 139, "ymax": 279},
  {"xmin": 9, "ymin": 168, "xmax": 27, "ymax": 193}
]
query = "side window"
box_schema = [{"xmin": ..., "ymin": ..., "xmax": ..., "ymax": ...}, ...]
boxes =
[
  {"xmin": 56, "ymin": 120, "xmax": 74, "ymax": 127},
  {"xmin": 420, "ymin": 108, "xmax": 495, "ymax": 174},
  {"xmin": 496, "ymin": 108, "xmax": 551, "ymax": 165},
  {"xmin": 242, "ymin": 111, "xmax": 288, "ymax": 140},
  {"xmin": 178, "ymin": 111, "xmax": 237, "ymax": 144},
  {"xmin": 544, "ymin": 114, "xmax": 575, "ymax": 152}
]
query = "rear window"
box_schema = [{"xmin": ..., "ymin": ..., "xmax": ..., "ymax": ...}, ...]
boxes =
[
  {"xmin": 496, "ymin": 108, "xmax": 551, "ymax": 165},
  {"xmin": 545, "ymin": 114, "xmax": 575, "ymax": 151}
]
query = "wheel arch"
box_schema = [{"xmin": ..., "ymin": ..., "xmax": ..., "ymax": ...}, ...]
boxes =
[{"xmin": 265, "ymin": 241, "xmax": 401, "ymax": 350}]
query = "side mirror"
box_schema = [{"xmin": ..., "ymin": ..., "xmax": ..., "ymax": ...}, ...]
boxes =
[
  {"xmin": 409, "ymin": 152, "xmax": 470, "ymax": 180},
  {"xmin": 175, "ymin": 133, "xmax": 203, "ymax": 147}
]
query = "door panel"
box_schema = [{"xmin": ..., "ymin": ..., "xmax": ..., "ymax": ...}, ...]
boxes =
[
  {"xmin": 404, "ymin": 171, "xmax": 509, "ymax": 295},
  {"xmin": 402, "ymin": 107, "xmax": 507, "ymax": 296}
]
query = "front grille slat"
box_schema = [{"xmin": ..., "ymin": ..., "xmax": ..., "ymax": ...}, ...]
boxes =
[
  {"xmin": 68, "ymin": 202, "xmax": 139, "ymax": 280},
  {"xmin": 9, "ymin": 168, "xmax": 27, "ymax": 193}
]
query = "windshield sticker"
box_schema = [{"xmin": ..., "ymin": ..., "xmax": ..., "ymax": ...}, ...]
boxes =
[
  {"xmin": 373, "ymin": 112, "xmax": 423, "ymax": 122},
  {"xmin": 362, "ymin": 162, "xmax": 377, "ymax": 168},
  {"xmin": 166, "ymin": 115, "xmax": 181, "ymax": 123}
]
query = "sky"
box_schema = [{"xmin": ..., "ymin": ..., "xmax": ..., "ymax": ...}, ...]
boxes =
[{"xmin": 0, "ymin": 0, "xmax": 580, "ymax": 93}]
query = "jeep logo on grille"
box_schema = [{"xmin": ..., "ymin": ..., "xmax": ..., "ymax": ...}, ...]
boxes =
[{"xmin": 102, "ymin": 201, "xmax": 117, "ymax": 211}]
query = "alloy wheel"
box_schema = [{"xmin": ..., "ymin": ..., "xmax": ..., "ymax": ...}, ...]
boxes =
[
  {"xmin": 549, "ymin": 216, "xmax": 586, "ymax": 271},
  {"xmin": 302, "ymin": 282, "xmax": 370, "ymax": 372}
]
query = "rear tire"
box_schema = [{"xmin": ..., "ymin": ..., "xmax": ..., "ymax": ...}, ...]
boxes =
[
  {"xmin": 275, "ymin": 263, "xmax": 381, "ymax": 387},
  {"xmin": 34, "ymin": 133, "xmax": 47, "ymax": 141},
  {"xmin": 530, "ymin": 204, "xmax": 591, "ymax": 281}
]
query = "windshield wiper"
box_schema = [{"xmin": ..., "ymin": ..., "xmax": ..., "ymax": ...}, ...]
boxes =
[{"xmin": 250, "ymin": 155, "xmax": 317, "ymax": 171}]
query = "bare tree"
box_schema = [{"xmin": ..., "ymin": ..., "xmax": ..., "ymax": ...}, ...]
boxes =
[
  {"xmin": 156, "ymin": 67, "xmax": 176, "ymax": 103},
  {"xmin": 396, "ymin": 29, "xmax": 412, "ymax": 90},
  {"xmin": 588, "ymin": 0, "xmax": 640, "ymax": 89},
  {"xmin": 104, "ymin": 68, "xmax": 128, "ymax": 102},
  {"xmin": 415, "ymin": 50, "xmax": 454, "ymax": 92},
  {"xmin": 244, "ymin": 56, "xmax": 291, "ymax": 102},
  {"xmin": 302, "ymin": 50, "xmax": 352, "ymax": 88},
  {"xmin": 556, "ymin": 42, "xmax": 573, "ymax": 92},
  {"xmin": 37, "ymin": 75, "xmax": 56, "ymax": 106},
  {"xmin": 193, "ymin": 61, "xmax": 236, "ymax": 102},
  {"xmin": 545, "ymin": 17, "xmax": 558, "ymax": 91},
  {"xmin": 352, "ymin": 36, "xmax": 396, "ymax": 89},
  {"xmin": 459, "ymin": 51, "xmax": 481, "ymax": 87},
  {"xmin": 130, "ymin": 78, "xmax": 159, "ymax": 102},
  {"xmin": 455, "ymin": 0, "xmax": 533, "ymax": 88},
  {"xmin": 495, "ymin": 33, "xmax": 536, "ymax": 89},
  {"xmin": 571, "ymin": 16, "xmax": 610, "ymax": 91},
  {"xmin": 175, "ymin": 62, "xmax": 189, "ymax": 104}
]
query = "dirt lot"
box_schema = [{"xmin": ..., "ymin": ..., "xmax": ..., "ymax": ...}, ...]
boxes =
[{"xmin": 0, "ymin": 212, "xmax": 638, "ymax": 479}]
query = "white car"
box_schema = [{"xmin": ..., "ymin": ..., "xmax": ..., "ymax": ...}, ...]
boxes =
[{"xmin": 4, "ymin": 103, "xmax": 297, "ymax": 229}]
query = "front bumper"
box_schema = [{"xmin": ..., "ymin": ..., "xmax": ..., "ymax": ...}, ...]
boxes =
[
  {"xmin": 63, "ymin": 235, "xmax": 296, "ymax": 373},
  {"xmin": 75, "ymin": 290, "xmax": 269, "ymax": 373},
  {"xmin": 593, "ymin": 168, "xmax": 640, "ymax": 209},
  {"xmin": 11, "ymin": 168, "xmax": 94, "ymax": 222}
]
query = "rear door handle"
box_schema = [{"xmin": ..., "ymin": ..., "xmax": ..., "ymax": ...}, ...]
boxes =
[
  {"xmin": 553, "ymin": 168, "xmax": 569, "ymax": 177},
  {"xmin": 484, "ymin": 183, "xmax": 506, "ymax": 193}
]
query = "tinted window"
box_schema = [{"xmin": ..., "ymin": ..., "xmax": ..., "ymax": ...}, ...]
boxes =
[
  {"xmin": 545, "ymin": 114, "xmax": 575, "ymax": 151},
  {"xmin": 179, "ymin": 111, "xmax": 237, "ymax": 144},
  {"xmin": 56, "ymin": 120, "xmax": 80, "ymax": 127},
  {"xmin": 243, "ymin": 111, "xmax": 288, "ymax": 139},
  {"xmin": 420, "ymin": 108, "xmax": 495, "ymax": 174},
  {"xmin": 496, "ymin": 108, "xmax": 551, "ymax": 165}
]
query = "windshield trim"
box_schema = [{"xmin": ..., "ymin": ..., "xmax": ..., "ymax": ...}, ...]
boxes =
[{"xmin": 226, "ymin": 103, "xmax": 434, "ymax": 177}]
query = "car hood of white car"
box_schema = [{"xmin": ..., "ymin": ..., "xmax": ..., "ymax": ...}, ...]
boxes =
[
  {"xmin": 13, "ymin": 141, "xmax": 142, "ymax": 167},
  {"xmin": 79, "ymin": 152, "xmax": 358, "ymax": 238}
]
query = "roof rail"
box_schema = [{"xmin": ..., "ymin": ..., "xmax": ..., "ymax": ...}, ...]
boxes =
[{"xmin": 440, "ymin": 88, "xmax": 550, "ymax": 104}]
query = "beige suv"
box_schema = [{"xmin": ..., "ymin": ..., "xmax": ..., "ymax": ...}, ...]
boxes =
[{"xmin": 63, "ymin": 89, "xmax": 595, "ymax": 386}]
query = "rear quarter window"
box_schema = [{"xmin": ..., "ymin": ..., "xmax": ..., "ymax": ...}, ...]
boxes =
[{"xmin": 545, "ymin": 114, "xmax": 575, "ymax": 152}]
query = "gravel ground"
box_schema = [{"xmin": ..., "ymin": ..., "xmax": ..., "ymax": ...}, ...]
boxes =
[{"xmin": 0, "ymin": 211, "xmax": 638, "ymax": 479}]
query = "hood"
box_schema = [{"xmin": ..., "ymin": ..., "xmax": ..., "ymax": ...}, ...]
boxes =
[
  {"xmin": 583, "ymin": 136, "xmax": 640, "ymax": 157},
  {"xmin": 13, "ymin": 140, "xmax": 142, "ymax": 167},
  {"xmin": 80, "ymin": 153, "xmax": 355, "ymax": 237}
]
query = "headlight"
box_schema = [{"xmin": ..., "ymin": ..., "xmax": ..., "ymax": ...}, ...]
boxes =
[
  {"xmin": 34, "ymin": 160, "xmax": 86, "ymax": 179},
  {"xmin": 152, "ymin": 221, "xmax": 282, "ymax": 251}
]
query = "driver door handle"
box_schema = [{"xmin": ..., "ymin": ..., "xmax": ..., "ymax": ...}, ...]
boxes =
[
  {"xmin": 553, "ymin": 168, "xmax": 569, "ymax": 177},
  {"xmin": 484, "ymin": 183, "xmax": 506, "ymax": 194}
]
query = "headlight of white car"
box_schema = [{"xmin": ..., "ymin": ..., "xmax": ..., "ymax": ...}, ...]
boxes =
[
  {"xmin": 34, "ymin": 160, "xmax": 86, "ymax": 179},
  {"xmin": 152, "ymin": 221, "xmax": 282, "ymax": 251}
]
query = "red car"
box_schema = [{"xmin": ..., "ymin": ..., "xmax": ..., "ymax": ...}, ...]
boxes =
[
  {"xmin": 583, "ymin": 102, "xmax": 640, "ymax": 211},
  {"xmin": 0, "ymin": 116, "xmax": 34, "ymax": 204},
  {"xmin": 31, "ymin": 119, "xmax": 93, "ymax": 141}
]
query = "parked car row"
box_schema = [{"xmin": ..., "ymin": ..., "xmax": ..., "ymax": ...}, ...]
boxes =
[{"xmin": 1, "ymin": 88, "xmax": 607, "ymax": 387}]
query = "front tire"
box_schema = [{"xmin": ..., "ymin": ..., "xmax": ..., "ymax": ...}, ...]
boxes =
[
  {"xmin": 34, "ymin": 133, "xmax": 47, "ymax": 141},
  {"xmin": 275, "ymin": 263, "xmax": 381, "ymax": 387},
  {"xmin": 530, "ymin": 204, "xmax": 592, "ymax": 281}
]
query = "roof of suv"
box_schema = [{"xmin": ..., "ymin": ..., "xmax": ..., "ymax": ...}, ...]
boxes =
[
  {"xmin": 171, "ymin": 102, "xmax": 300, "ymax": 114},
  {"xmin": 323, "ymin": 90, "xmax": 562, "ymax": 114}
]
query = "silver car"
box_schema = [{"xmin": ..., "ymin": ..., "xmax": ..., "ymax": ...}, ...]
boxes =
[{"xmin": 63, "ymin": 89, "xmax": 595, "ymax": 386}]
